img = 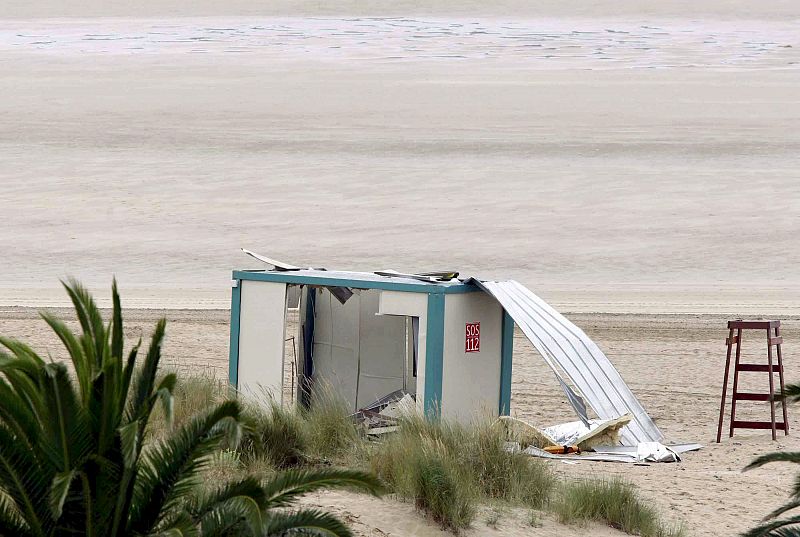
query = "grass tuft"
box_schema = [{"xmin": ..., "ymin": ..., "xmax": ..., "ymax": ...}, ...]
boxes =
[
  {"xmin": 526, "ymin": 509, "xmax": 542, "ymax": 528},
  {"xmin": 370, "ymin": 415, "xmax": 555, "ymax": 531},
  {"xmin": 147, "ymin": 372, "xmax": 685, "ymax": 537},
  {"xmin": 413, "ymin": 442, "xmax": 477, "ymax": 532},
  {"xmin": 468, "ymin": 422, "xmax": 556, "ymax": 508},
  {"xmin": 554, "ymin": 479, "xmax": 685, "ymax": 537},
  {"xmin": 370, "ymin": 422, "xmax": 478, "ymax": 532},
  {"xmin": 484, "ymin": 504, "xmax": 509, "ymax": 529},
  {"xmin": 239, "ymin": 395, "xmax": 308, "ymax": 469},
  {"xmin": 149, "ymin": 370, "xmax": 225, "ymax": 440},
  {"xmin": 302, "ymin": 385, "xmax": 362, "ymax": 463}
]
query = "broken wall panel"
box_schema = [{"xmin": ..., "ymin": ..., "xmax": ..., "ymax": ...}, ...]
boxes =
[
  {"xmin": 479, "ymin": 280, "xmax": 663, "ymax": 446},
  {"xmin": 311, "ymin": 288, "xmax": 408, "ymax": 411}
]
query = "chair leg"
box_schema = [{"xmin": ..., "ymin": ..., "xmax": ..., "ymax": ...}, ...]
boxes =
[
  {"xmin": 767, "ymin": 328, "xmax": 777, "ymax": 441},
  {"xmin": 717, "ymin": 328, "xmax": 735, "ymax": 443},
  {"xmin": 776, "ymin": 326, "xmax": 789, "ymax": 435},
  {"xmin": 729, "ymin": 329, "xmax": 743, "ymax": 438}
]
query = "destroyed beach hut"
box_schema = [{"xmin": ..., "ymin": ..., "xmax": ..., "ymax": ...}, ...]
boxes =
[{"xmin": 228, "ymin": 259, "xmax": 664, "ymax": 447}]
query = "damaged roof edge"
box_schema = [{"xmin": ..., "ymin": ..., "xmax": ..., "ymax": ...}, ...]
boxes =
[{"xmin": 233, "ymin": 269, "xmax": 481, "ymax": 294}]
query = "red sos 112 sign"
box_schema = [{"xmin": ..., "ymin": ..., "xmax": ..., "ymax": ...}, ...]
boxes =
[{"xmin": 465, "ymin": 322, "xmax": 480, "ymax": 353}]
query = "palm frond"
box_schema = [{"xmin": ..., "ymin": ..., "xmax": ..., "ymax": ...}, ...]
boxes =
[
  {"xmin": 49, "ymin": 470, "xmax": 77, "ymax": 519},
  {"xmin": 0, "ymin": 376, "xmax": 40, "ymax": 447},
  {"xmin": 154, "ymin": 373, "xmax": 177, "ymax": 431},
  {"xmin": 197, "ymin": 502, "xmax": 251, "ymax": 537},
  {"xmin": 743, "ymin": 514, "xmax": 800, "ymax": 537},
  {"xmin": 263, "ymin": 508, "xmax": 353, "ymax": 537},
  {"xmin": 0, "ymin": 491, "xmax": 32, "ymax": 537},
  {"xmin": 126, "ymin": 318, "xmax": 167, "ymax": 426},
  {"xmin": 197, "ymin": 496, "xmax": 265, "ymax": 537},
  {"xmin": 119, "ymin": 420, "xmax": 141, "ymax": 470},
  {"xmin": 119, "ymin": 340, "xmax": 141, "ymax": 418},
  {"xmin": 0, "ymin": 338, "xmax": 46, "ymax": 368},
  {"xmin": 150, "ymin": 511, "xmax": 201, "ymax": 537},
  {"xmin": 764, "ymin": 498, "xmax": 800, "ymax": 522},
  {"xmin": 40, "ymin": 312, "xmax": 91, "ymax": 402},
  {"xmin": 792, "ymin": 474, "xmax": 800, "ymax": 501},
  {"xmin": 110, "ymin": 279, "xmax": 124, "ymax": 362},
  {"xmin": 761, "ymin": 529, "xmax": 800, "ymax": 537},
  {"xmin": 128, "ymin": 401, "xmax": 241, "ymax": 534},
  {"xmin": 781, "ymin": 384, "xmax": 800, "ymax": 404},
  {"xmin": 61, "ymin": 278, "xmax": 107, "ymax": 372},
  {"xmin": 91, "ymin": 365, "xmax": 120, "ymax": 456},
  {"xmin": 39, "ymin": 363, "xmax": 92, "ymax": 471},
  {"xmin": 0, "ymin": 351, "xmax": 45, "ymax": 421},
  {"xmin": 745, "ymin": 451, "xmax": 800, "ymax": 472},
  {"xmin": 192, "ymin": 477, "xmax": 267, "ymax": 534},
  {"xmin": 262, "ymin": 469, "xmax": 383, "ymax": 510},
  {"xmin": 191, "ymin": 476, "xmax": 267, "ymax": 517},
  {"xmin": 0, "ymin": 425, "xmax": 50, "ymax": 535}
]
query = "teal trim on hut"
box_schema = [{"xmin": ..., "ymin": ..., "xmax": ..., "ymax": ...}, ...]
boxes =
[{"xmin": 424, "ymin": 293, "xmax": 446, "ymax": 416}]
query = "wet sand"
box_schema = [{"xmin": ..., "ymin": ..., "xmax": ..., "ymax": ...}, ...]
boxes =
[{"xmin": 1, "ymin": 13, "xmax": 799, "ymax": 314}]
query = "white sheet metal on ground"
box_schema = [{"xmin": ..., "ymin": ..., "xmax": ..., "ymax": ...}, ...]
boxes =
[
  {"xmin": 479, "ymin": 280, "xmax": 663, "ymax": 446},
  {"xmin": 521, "ymin": 443, "xmax": 680, "ymax": 463},
  {"xmin": 521, "ymin": 445, "xmax": 638, "ymax": 464},
  {"xmin": 594, "ymin": 443, "xmax": 702, "ymax": 455},
  {"xmin": 542, "ymin": 416, "xmax": 631, "ymax": 447}
]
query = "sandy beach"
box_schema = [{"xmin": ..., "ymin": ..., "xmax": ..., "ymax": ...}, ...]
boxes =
[
  {"xmin": 2, "ymin": 306, "xmax": 798, "ymax": 535},
  {"xmin": 2, "ymin": 0, "xmax": 800, "ymax": 534}
]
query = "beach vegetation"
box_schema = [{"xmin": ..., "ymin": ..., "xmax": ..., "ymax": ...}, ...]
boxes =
[
  {"xmin": 526, "ymin": 509, "xmax": 542, "ymax": 527},
  {"xmin": 484, "ymin": 504, "xmax": 509, "ymax": 529},
  {"xmin": 467, "ymin": 421, "xmax": 556, "ymax": 508},
  {"xmin": 0, "ymin": 280, "xmax": 381, "ymax": 536},
  {"xmin": 553, "ymin": 478, "xmax": 685, "ymax": 537},
  {"xmin": 239, "ymin": 395, "xmax": 309, "ymax": 469},
  {"xmin": 30, "ymin": 291, "xmax": 685, "ymax": 537},
  {"xmin": 743, "ymin": 382, "xmax": 800, "ymax": 537},
  {"xmin": 143, "ymin": 370, "xmax": 685, "ymax": 536},
  {"xmin": 369, "ymin": 420, "xmax": 478, "ymax": 532},
  {"xmin": 368, "ymin": 414, "xmax": 555, "ymax": 531},
  {"xmin": 302, "ymin": 384, "xmax": 362, "ymax": 463}
]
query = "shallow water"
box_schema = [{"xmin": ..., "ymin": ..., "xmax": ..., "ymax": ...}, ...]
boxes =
[{"xmin": 3, "ymin": 17, "xmax": 799, "ymax": 69}]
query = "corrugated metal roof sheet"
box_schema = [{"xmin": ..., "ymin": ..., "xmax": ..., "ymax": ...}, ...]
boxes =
[
  {"xmin": 479, "ymin": 280, "xmax": 663, "ymax": 446},
  {"xmin": 236, "ymin": 269, "xmax": 471, "ymax": 289}
]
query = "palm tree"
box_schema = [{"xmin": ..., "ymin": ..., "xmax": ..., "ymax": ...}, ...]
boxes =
[
  {"xmin": 0, "ymin": 279, "xmax": 381, "ymax": 536},
  {"xmin": 744, "ymin": 383, "xmax": 800, "ymax": 537}
]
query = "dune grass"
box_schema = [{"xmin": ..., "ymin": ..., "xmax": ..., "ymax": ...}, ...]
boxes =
[
  {"xmin": 149, "ymin": 370, "xmax": 227, "ymax": 440},
  {"xmin": 369, "ymin": 415, "xmax": 556, "ymax": 531},
  {"xmin": 370, "ymin": 421, "xmax": 479, "ymax": 532},
  {"xmin": 302, "ymin": 385, "xmax": 363, "ymax": 463},
  {"xmin": 554, "ymin": 479, "xmax": 686, "ymax": 537},
  {"xmin": 468, "ymin": 422, "xmax": 556, "ymax": 508},
  {"xmin": 162, "ymin": 373, "xmax": 684, "ymax": 535},
  {"xmin": 411, "ymin": 442, "xmax": 478, "ymax": 532},
  {"xmin": 239, "ymin": 394, "xmax": 309, "ymax": 468}
]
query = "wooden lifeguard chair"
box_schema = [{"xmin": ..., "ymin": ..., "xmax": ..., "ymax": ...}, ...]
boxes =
[{"xmin": 717, "ymin": 320, "xmax": 788, "ymax": 442}]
